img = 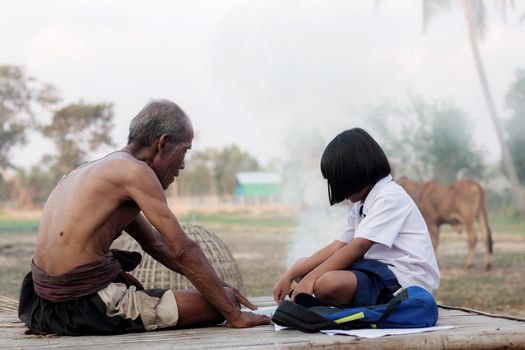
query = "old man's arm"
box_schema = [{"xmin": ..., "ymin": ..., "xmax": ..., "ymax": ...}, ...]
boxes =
[
  {"xmin": 124, "ymin": 214, "xmax": 184, "ymax": 274},
  {"xmin": 122, "ymin": 163, "xmax": 267, "ymax": 327}
]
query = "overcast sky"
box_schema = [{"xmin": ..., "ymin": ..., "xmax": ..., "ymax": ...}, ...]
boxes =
[{"xmin": 3, "ymin": 0, "xmax": 525, "ymax": 169}]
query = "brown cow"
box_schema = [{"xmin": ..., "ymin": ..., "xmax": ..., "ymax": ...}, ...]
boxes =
[{"xmin": 396, "ymin": 176, "xmax": 493, "ymax": 270}]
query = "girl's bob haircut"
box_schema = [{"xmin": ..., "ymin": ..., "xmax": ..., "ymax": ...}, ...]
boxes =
[{"xmin": 321, "ymin": 128, "xmax": 391, "ymax": 205}]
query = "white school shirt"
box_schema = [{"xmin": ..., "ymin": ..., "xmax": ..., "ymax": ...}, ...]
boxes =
[{"xmin": 335, "ymin": 175, "xmax": 440, "ymax": 292}]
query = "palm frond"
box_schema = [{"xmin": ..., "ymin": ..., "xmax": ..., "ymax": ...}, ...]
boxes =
[
  {"xmin": 493, "ymin": 0, "xmax": 514, "ymax": 21},
  {"xmin": 471, "ymin": 0, "xmax": 487, "ymax": 39},
  {"xmin": 422, "ymin": 0, "xmax": 452, "ymax": 33}
]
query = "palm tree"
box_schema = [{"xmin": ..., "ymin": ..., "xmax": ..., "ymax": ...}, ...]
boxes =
[{"xmin": 423, "ymin": 0, "xmax": 525, "ymax": 216}]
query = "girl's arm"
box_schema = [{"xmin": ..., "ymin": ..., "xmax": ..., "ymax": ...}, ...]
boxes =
[
  {"xmin": 291, "ymin": 237, "xmax": 373, "ymax": 299},
  {"xmin": 273, "ymin": 239, "xmax": 345, "ymax": 303}
]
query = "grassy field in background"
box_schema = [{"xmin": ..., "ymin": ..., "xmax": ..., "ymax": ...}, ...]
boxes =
[
  {"xmin": 0, "ymin": 220, "xmax": 40, "ymax": 234},
  {"xmin": 179, "ymin": 212, "xmax": 298, "ymax": 230},
  {"xmin": 1, "ymin": 211, "xmax": 524, "ymax": 317}
]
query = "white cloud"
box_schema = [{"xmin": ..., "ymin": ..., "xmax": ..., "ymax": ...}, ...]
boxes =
[{"xmin": 28, "ymin": 25, "xmax": 94, "ymax": 66}]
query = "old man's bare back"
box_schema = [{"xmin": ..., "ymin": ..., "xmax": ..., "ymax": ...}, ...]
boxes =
[{"xmin": 35, "ymin": 151, "xmax": 149, "ymax": 275}]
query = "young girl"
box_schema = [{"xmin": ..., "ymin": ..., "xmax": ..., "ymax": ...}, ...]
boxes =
[{"xmin": 273, "ymin": 128, "xmax": 440, "ymax": 307}]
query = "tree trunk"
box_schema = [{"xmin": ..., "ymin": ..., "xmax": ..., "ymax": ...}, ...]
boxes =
[{"xmin": 462, "ymin": 0, "xmax": 525, "ymax": 217}]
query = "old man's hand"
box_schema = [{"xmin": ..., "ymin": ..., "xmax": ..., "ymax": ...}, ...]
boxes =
[
  {"xmin": 225, "ymin": 311, "xmax": 271, "ymax": 328},
  {"xmin": 224, "ymin": 283, "xmax": 258, "ymax": 310}
]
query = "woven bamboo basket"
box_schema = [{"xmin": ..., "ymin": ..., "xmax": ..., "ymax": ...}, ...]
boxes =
[{"xmin": 111, "ymin": 223, "xmax": 244, "ymax": 292}]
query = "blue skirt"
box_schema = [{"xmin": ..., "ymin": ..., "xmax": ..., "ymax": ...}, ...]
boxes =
[{"xmin": 348, "ymin": 258, "xmax": 400, "ymax": 307}]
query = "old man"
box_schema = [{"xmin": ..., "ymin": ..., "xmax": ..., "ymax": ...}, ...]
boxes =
[{"xmin": 18, "ymin": 99, "xmax": 270, "ymax": 335}]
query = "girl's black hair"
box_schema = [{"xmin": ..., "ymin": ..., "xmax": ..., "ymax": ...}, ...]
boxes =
[{"xmin": 320, "ymin": 128, "xmax": 391, "ymax": 205}]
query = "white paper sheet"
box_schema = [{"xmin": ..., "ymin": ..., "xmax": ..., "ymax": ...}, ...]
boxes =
[
  {"xmin": 246, "ymin": 305, "xmax": 277, "ymax": 317},
  {"xmin": 274, "ymin": 324, "xmax": 456, "ymax": 338},
  {"xmin": 321, "ymin": 325, "xmax": 456, "ymax": 338}
]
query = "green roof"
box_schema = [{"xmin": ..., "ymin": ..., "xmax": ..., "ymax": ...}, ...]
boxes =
[
  {"xmin": 235, "ymin": 183, "xmax": 281, "ymax": 197},
  {"xmin": 235, "ymin": 172, "xmax": 282, "ymax": 198}
]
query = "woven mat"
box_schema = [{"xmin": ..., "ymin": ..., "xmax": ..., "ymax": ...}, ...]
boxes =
[{"xmin": 0, "ymin": 295, "xmax": 19, "ymax": 314}]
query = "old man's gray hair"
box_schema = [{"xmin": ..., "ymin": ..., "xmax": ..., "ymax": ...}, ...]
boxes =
[{"xmin": 128, "ymin": 99, "xmax": 192, "ymax": 147}]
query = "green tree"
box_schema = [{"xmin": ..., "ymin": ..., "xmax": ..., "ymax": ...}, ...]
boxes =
[
  {"xmin": 422, "ymin": 0, "xmax": 525, "ymax": 215},
  {"xmin": 41, "ymin": 101, "xmax": 115, "ymax": 179},
  {"xmin": 176, "ymin": 145, "xmax": 260, "ymax": 198},
  {"xmin": 505, "ymin": 70, "xmax": 525, "ymax": 185},
  {"xmin": 0, "ymin": 175, "xmax": 13, "ymax": 204},
  {"xmin": 214, "ymin": 145, "xmax": 260, "ymax": 197},
  {"xmin": 0, "ymin": 65, "xmax": 59, "ymax": 171},
  {"xmin": 411, "ymin": 98, "xmax": 483, "ymax": 182},
  {"xmin": 13, "ymin": 164, "xmax": 57, "ymax": 209},
  {"xmin": 366, "ymin": 97, "xmax": 484, "ymax": 183},
  {"xmin": 176, "ymin": 150, "xmax": 217, "ymax": 197},
  {"xmin": 0, "ymin": 65, "xmax": 59, "ymax": 204}
]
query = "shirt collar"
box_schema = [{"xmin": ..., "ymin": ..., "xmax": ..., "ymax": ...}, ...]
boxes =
[{"xmin": 359, "ymin": 174, "xmax": 392, "ymax": 216}]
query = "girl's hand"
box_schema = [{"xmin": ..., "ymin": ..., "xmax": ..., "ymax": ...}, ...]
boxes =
[
  {"xmin": 291, "ymin": 278, "xmax": 315, "ymax": 300},
  {"xmin": 273, "ymin": 275, "xmax": 293, "ymax": 304}
]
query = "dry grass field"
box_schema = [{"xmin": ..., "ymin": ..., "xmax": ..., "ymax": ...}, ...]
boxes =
[{"xmin": 1, "ymin": 213, "xmax": 524, "ymax": 318}]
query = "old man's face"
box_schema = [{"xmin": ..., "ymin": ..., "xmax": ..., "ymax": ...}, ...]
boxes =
[{"xmin": 153, "ymin": 128, "xmax": 193, "ymax": 190}]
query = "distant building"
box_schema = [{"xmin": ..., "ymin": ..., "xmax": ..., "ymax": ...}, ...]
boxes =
[{"xmin": 235, "ymin": 172, "xmax": 282, "ymax": 204}]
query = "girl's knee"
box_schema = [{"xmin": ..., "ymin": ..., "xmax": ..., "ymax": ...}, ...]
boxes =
[{"xmin": 313, "ymin": 271, "xmax": 343, "ymax": 299}]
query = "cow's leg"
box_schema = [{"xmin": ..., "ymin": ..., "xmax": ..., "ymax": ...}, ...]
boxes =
[
  {"xmin": 465, "ymin": 223, "xmax": 477, "ymax": 269},
  {"xmin": 483, "ymin": 240, "xmax": 492, "ymax": 270},
  {"xmin": 428, "ymin": 224, "xmax": 440, "ymax": 264},
  {"xmin": 483, "ymin": 243, "xmax": 492, "ymax": 271},
  {"xmin": 478, "ymin": 215, "xmax": 493, "ymax": 271}
]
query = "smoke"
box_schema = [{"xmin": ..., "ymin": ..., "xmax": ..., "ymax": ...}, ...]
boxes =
[
  {"xmin": 286, "ymin": 202, "xmax": 349, "ymax": 267},
  {"xmin": 281, "ymin": 126, "xmax": 349, "ymax": 266}
]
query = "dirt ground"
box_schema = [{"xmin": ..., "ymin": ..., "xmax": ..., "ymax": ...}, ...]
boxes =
[{"xmin": 1, "ymin": 227, "xmax": 524, "ymax": 318}]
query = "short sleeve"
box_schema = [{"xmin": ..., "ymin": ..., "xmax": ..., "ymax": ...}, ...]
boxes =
[
  {"xmin": 354, "ymin": 192, "xmax": 410, "ymax": 247},
  {"xmin": 335, "ymin": 204, "xmax": 358, "ymax": 243}
]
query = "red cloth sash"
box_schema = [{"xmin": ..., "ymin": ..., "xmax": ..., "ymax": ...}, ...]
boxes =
[{"xmin": 31, "ymin": 250, "xmax": 142, "ymax": 302}]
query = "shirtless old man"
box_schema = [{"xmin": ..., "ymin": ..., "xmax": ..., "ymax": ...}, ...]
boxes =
[{"xmin": 18, "ymin": 99, "xmax": 270, "ymax": 335}]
